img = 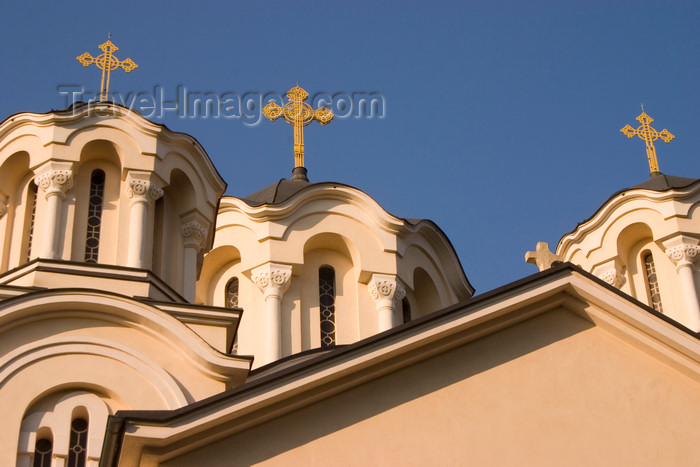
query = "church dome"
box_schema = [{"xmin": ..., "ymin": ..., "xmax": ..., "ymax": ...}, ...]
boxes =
[
  {"xmin": 556, "ymin": 172, "xmax": 700, "ymax": 331},
  {"xmin": 198, "ymin": 173, "xmax": 474, "ymax": 367}
]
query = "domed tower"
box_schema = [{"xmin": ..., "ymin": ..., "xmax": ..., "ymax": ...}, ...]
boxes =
[
  {"xmin": 198, "ymin": 177, "xmax": 473, "ymax": 368},
  {"xmin": 556, "ymin": 174, "xmax": 700, "ymax": 331},
  {"xmin": 529, "ymin": 111, "xmax": 700, "ymax": 332},
  {"xmin": 0, "ymin": 98, "xmax": 250, "ymax": 466},
  {"xmin": 0, "ymin": 102, "xmax": 224, "ymax": 302},
  {"xmin": 197, "ymin": 85, "xmax": 473, "ymax": 367}
]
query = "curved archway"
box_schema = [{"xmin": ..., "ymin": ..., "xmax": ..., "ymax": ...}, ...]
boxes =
[
  {"xmin": 197, "ymin": 245, "xmax": 242, "ymax": 305},
  {"xmin": 71, "ymin": 140, "xmax": 122, "ymax": 264},
  {"xmin": 0, "ymin": 151, "xmax": 32, "ymax": 271},
  {"xmin": 413, "ymin": 267, "xmax": 442, "ymax": 317},
  {"xmin": 18, "ymin": 391, "xmax": 111, "ymax": 467},
  {"xmin": 301, "ymin": 233, "xmax": 358, "ymax": 350},
  {"xmin": 154, "ymin": 169, "xmax": 196, "ymax": 290}
]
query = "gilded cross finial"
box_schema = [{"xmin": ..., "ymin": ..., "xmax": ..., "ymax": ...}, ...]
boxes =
[
  {"xmin": 263, "ymin": 85, "xmax": 333, "ymax": 176},
  {"xmin": 77, "ymin": 37, "xmax": 138, "ymax": 101},
  {"xmin": 620, "ymin": 109, "xmax": 674, "ymax": 175}
]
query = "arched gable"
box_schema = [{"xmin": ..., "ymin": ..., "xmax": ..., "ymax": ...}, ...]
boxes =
[{"xmin": 0, "ymin": 289, "xmax": 249, "ymax": 466}]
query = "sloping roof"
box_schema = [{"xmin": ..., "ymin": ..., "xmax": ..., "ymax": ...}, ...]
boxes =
[
  {"xmin": 558, "ymin": 173, "xmax": 699, "ymax": 245},
  {"xmin": 242, "ymin": 178, "xmax": 312, "ymax": 206},
  {"xmin": 99, "ymin": 263, "xmax": 700, "ymax": 466},
  {"xmin": 631, "ymin": 173, "xmax": 698, "ymax": 191}
]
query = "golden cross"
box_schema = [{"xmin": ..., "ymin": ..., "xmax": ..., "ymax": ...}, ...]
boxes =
[
  {"xmin": 77, "ymin": 39, "xmax": 138, "ymax": 101},
  {"xmin": 263, "ymin": 85, "xmax": 333, "ymax": 170},
  {"xmin": 620, "ymin": 110, "xmax": 674, "ymax": 175}
]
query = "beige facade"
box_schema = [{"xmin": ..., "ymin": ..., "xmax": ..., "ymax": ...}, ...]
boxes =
[
  {"xmin": 105, "ymin": 268, "xmax": 700, "ymax": 467},
  {"xmin": 199, "ymin": 180, "xmax": 472, "ymax": 366},
  {"xmin": 0, "ymin": 102, "xmax": 698, "ymax": 466},
  {"xmin": 556, "ymin": 175, "xmax": 700, "ymax": 331}
]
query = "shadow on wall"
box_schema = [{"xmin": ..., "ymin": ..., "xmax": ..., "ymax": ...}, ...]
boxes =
[{"xmin": 163, "ymin": 308, "xmax": 594, "ymax": 466}]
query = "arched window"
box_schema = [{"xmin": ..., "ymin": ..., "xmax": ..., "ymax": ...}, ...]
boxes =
[
  {"xmin": 226, "ymin": 277, "xmax": 240, "ymax": 355},
  {"xmin": 225, "ymin": 277, "xmax": 239, "ymax": 308},
  {"xmin": 401, "ymin": 297, "xmax": 411, "ymax": 324},
  {"xmin": 32, "ymin": 437, "xmax": 52, "ymax": 467},
  {"xmin": 67, "ymin": 417, "xmax": 88, "ymax": 467},
  {"xmin": 643, "ymin": 252, "xmax": 663, "ymax": 313},
  {"xmin": 319, "ymin": 266, "xmax": 336, "ymax": 347},
  {"xmin": 25, "ymin": 182, "xmax": 38, "ymax": 262},
  {"xmin": 84, "ymin": 170, "xmax": 105, "ymax": 263}
]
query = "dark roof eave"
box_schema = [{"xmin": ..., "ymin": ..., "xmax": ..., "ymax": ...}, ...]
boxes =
[{"xmin": 102, "ymin": 263, "xmax": 698, "ymax": 440}]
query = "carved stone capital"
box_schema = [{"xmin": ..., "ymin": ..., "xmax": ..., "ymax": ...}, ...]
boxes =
[
  {"xmin": 181, "ymin": 220, "xmax": 207, "ymax": 251},
  {"xmin": 126, "ymin": 174, "xmax": 163, "ymax": 204},
  {"xmin": 34, "ymin": 162, "xmax": 74, "ymax": 200},
  {"xmin": 663, "ymin": 235, "xmax": 699, "ymax": 271},
  {"xmin": 592, "ymin": 259, "xmax": 626, "ymax": 289},
  {"xmin": 368, "ymin": 274, "xmax": 406, "ymax": 306},
  {"xmin": 251, "ymin": 263, "xmax": 292, "ymax": 297}
]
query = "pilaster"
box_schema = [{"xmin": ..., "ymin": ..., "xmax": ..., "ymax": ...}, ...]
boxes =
[
  {"xmin": 368, "ymin": 274, "xmax": 406, "ymax": 332},
  {"xmin": 125, "ymin": 171, "xmax": 163, "ymax": 269},
  {"xmin": 34, "ymin": 161, "xmax": 74, "ymax": 200},
  {"xmin": 592, "ymin": 259, "xmax": 626, "ymax": 289},
  {"xmin": 663, "ymin": 235, "xmax": 700, "ymax": 332},
  {"xmin": 251, "ymin": 262, "xmax": 293, "ymax": 364}
]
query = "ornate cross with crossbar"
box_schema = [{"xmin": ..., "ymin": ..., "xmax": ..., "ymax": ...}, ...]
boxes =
[
  {"xmin": 620, "ymin": 109, "xmax": 674, "ymax": 175},
  {"xmin": 263, "ymin": 85, "xmax": 333, "ymax": 171},
  {"xmin": 77, "ymin": 39, "xmax": 138, "ymax": 101}
]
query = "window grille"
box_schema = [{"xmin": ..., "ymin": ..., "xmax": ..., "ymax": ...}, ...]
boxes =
[
  {"xmin": 84, "ymin": 170, "xmax": 105, "ymax": 263},
  {"xmin": 643, "ymin": 253, "xmax": 664, "ymax": 313},
  {"xmin": 319, "ymin": 266, "xmax": 336, "ymax": 347}
]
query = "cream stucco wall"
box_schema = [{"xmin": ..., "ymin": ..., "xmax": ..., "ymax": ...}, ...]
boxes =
[
  {"xmin": 162, "ymin": 308, "xmax": 700, "ymax": 466},
  {"xmin": 198, "ymin": 185, "xmax": 472, "ymax": 367},
  {"xmin": 0, "ymin": 290, "xmax": 250, "ymax": 465}
]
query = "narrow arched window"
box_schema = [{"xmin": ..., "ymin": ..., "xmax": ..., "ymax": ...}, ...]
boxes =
[
  {"xmin": 67, "ymin": 418, "xmax": 88, "ymax": 467},
  {"xmin": 25, "ymin": 182, "xmax": 38, "ymax": 262},
  {"xmin": 402, "ymin": 297, "xmax": 411, "ymax": 324},
  {"xmin": 226, "ymin": 278, "xmax": 240, "ymax": 355},
  {"xmin": 32, "ymin": 437, "xmax": 52, "ymax": 467},
  {"xmin": 84, "ymin": 170, "xmax": 105, "ymax": 263},
  {"xmin": 643, "ymin": 252, "xmax": 663, "ymax": 313},
  {"xmin": 225, "ymin": 277, "xmax": 239, "ymax": 308},
  {"xmin": 319, "ymin": 266, "xmax": 336, "ymax": 347}
]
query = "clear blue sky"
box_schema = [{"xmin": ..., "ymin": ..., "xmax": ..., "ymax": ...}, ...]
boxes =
[{"xmin": 1, "ymin": 1, "xmax": 698, "ymax": 293}]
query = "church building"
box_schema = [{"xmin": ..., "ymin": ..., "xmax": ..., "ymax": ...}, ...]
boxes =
[{"xmin": 0, "ymin": 85, "xmax": 698, "ymax": 465}]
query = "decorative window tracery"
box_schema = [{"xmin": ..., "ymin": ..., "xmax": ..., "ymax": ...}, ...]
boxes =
[
  {"xmin": 84, "ymin": 170, "xmax": 105, "ymax": 263},
  {"xmin": 225, "ymin": 277, "xmax": 239, "ymax": 308},
  {"xmin": 32, "ymin": 437, "xmax": 52, "ymax": 467},
  {"xmin": 643, "ymin": 252, "xmax": 664, "ymax": 313},
  {"xmin": 225, "ymin": 278, "xmax": 240, "ymax": 354},
  {"xmin": 319, "ymin": 266, "xmax": 336, "ymax": 347},
  {"xmin": 67, "ymin": 418, "xmax": 88, "ymax": 467}
]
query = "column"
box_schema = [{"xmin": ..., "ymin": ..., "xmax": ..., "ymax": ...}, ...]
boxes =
[
  {"xmin": 251, "ymin": 262, "xmax": 292, "ymax": 364},
  {"xmin": 125, "ymin": 172, "xmax": 163, "ymax": 269},
  {"xmin": 663, "ymin": 235, "xmax": 700, "ymax": 332},
  {"xmin": 34, "ymin": 162, "xmax": 74, "ymax": 259},
  {"xmin": 592, "ymin": 258, "xmax": 626, "ymax": 289},
  {"xmin": 180, "ymin": 219, "xmax": 208, "ymax": 302},
  {"xmin": 368, "ymin": 274, "xmax": 406, "ymax": 332}
]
